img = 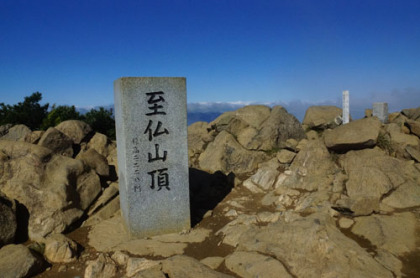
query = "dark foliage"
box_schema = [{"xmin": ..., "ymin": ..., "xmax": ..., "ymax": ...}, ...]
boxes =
[{"xmin": 0, "ymin": 92, "xmax": 49, "ymax": 130}]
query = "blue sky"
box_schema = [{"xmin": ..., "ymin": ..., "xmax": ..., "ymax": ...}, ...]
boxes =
[{"xmin": 1, "ymin": 0, "xmax": 419, "ymax": 120}]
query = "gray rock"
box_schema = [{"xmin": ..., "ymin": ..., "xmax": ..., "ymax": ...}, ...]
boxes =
[
  {"xmin": 77, "ymin": 148, "xmax": 110, "ymax": 177},
  {"xmin": 225, "ymin": 251, "xmax": 292, "ymax": 278},
  {"xmin": 87, "ymin": 132, "xmax": 115, "ymax": 157},
  {"xmin": 0, "ymin": 244, "xmax": 45, "ymax": 278},
  {"xmin": 42, "ymin": 233, "xmax": 78, "ymax": 263},
  {"xmin": 247, "ymin": 106, "xmax": 306, "ymax": 151},
  {"xmin": 38, "ymin": 127, "xmax": 74, "ymax": 156},
  {"xmin": 276, "ymin": 149, "xmax": 296, "ymax": 164},
  {"xmin": 84, "ymin": 253, "xmax": 117, "ymax": 278},
  {"xmin": 352, "ymin": 212, "xmax": 417, "ymax": 256},
  {"xmin": 0, "ymin": 140, "xmax": 97, "ymax": 240},
  {"xmin": 126, "ymin": 257, "xmax": 161, "ymax": 277},
  {"xmin": 55, "ymin": 120, "xmax": 92, "ymax": 144},
  {"xmin": 76, "ymin": 169, "xmax": 102, "ymax": 211},
  {"xmin": 0, "ymin": 124, "xmax": 31, "ymax": 141},
  {"xmin": 324, "ymin": 117, "xmax": 382, "ymax": 151},
  {"xmin": 303, "ymin": 105, "xmax": 342, "ymax": 130},
  {"xmin": 161, "ymin": 255, "xmax": 234, "ymax": 278},
  {"xmin": 405, "ymin": 145, "xmax": 420, "ymax": 162},
  {"xmin": 237, "ymin": 213, "xmax": 393, "ymax": 277},
  {"xmin": 401, "ymin": 107, "xmax": 420, "ymax": 121},
  {"xmin": 200, "ymin": 257, "xmax": 225, "ymax": 270},
  {"xmin": 381, "ymin": 180, "xmax": 420, "ymax": 209},
  {"xmin": 199, "ymin": 130, "xmax": 268, "ymax": 175},
  {"xmin": 406, "ymin": 119, "xmax": 420, "ymax": 138},
  {"xmin": 0, "ymin": 194, "xmax": 16, "ymax": 247}
]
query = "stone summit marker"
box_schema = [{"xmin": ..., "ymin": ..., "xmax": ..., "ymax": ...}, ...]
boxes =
[{"xmin": 114, "ymin": 77, "xmax": 190, "ymax": 238}]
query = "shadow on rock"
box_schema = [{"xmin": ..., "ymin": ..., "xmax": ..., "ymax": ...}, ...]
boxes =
[{"xmin": 189, "ymin": 168, "xmax": 234, "ymax": 227}]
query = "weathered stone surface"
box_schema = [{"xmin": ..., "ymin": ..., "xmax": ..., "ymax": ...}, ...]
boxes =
[
  {"xmin": 406, "ymin": 119, "xmax": 420, "ymax": 137},
  {"xmin": 211, "ymin": 105, "xmax": 270, "ymax": 133},
  {"xmin": 225, "ymin": 251, "xmax": 292, "ymax": 278},
  {"xmin": 381, "ymin": 181, "xmax": 420, "ymax": 209},
  {"xmin": 126, "ymin": 257, "xmax": 161, "ymax": 277},
  {"xmin": 0, "ymin": 194, "xmax": 16, "ymax": 247},
  {"xmin": 84, "ymin": 253, "xmax": 117, "ymax": 278},
  {"xmin": 77, "ymin": 148, "xmax": 110, "ymax": 177},
  {"xmin": 280, "ymin": 139, "xmax": 337, "ymax": 192},
  {"xmin": 405, "ymin": 145, "xmax": 420, "ymax": 162},
  {"xmin": 200, "ymin": 257, "xmax": 224, "ymax": 270},
  {"xmin": 303, "ymin": 105, "xmax": 342, "ymax": 130},
  {"xmin": 42, "ymin": 233, "xmax": 78, "ymax": 263},
  {"xmin": 246, "ymin": 166, "xmax": 279, "ymax": 191},
  {"xmin": 375, "ymin": 250, "xmax": 403, "ymax": 278},
  {"xmin": 55, "ymin": 120, "xmax": 92, "ymax": 144},
  {"xmin": 0, "ymin": 124, "xmax": 31, "ymax": 141},
  {"xmin": 0, "ymin": 244, "xmax": 45, "ymax": 278},
  {"xmin": 237, "ymin": 213, "xmax": 393, "ymax": 278},
  {"xmin": 87, "ymin": 132, "xmax": 116, "ymax": 157},
  {"xmin": 161, "ymin": 255, "xmax": 234, "ymax": 278},
  {"xmin": 324, "ymin": 117, "xmax": 382, "ymax": 151},
  {"xmin": 338, "ymin": 217, "xmax": 354, "ymax": 229},
  {"xmin": 276, "ymin": 149, "xmax": 296, "ymax": 164},
  {"xmin": 216, "ymin": 215, "xmax": 257, "ymax": 247},
  {"xmin": 188, "ymin": 121, "xmax": 214, "ymax": 166},
  {"xmin": 23, "ymin": 130, "xmax": 44, "ymax": 144},
  {"xmin": 88, "ymin": 215, "xmax": 209, "ymax": 257},
  {"xmin": 199, "ymin": 131, "xmax": 268, "ymax": 175},
  {"xmin": 38, "ymin": 127, "xmax": 73, "ymax": 156},
  {"xmin": 0, "ymin": 140, "xmax": 96, "ymax": 240},
  {"xmin": 246, "ymin": 106, "xmax": 305, "ymax": 151},
  {"xmin": 76, "ymin": 169, "xmax": 102, "ymax": 211},
  {"xmin": 386, "ymin": 123, "xmax": 420, "ymax": 147},
  {"xmin": 88, "ymin": 182, "xmax": 119, "ymax": 216},
  {"xmin": 402, "ymin": 107, "xmax": 420, "ymax": 121},
  {"xmin": 352, "ymin": 212, "xmax": 417, "ymax": 256}
]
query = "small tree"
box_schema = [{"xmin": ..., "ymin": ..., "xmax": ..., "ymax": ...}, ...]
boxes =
[
  {"xmin": 82, "ymin": 107, "xmax": 115, "ymax": 139},
  {"xmin": 41, "ymin": 104, "xmax": 82, "ymax": 129},
  {"xmin": 0, "ymin": 92, "xmax": 49, "ymax": 130}
]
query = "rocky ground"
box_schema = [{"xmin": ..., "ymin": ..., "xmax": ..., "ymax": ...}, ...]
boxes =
[{"xmin": 0, "ymin": 105, "xmax": 419, "ymax": 277}]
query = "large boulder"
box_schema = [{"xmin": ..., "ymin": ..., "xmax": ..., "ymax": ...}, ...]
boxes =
[
  {"xmin": 237, "ymin": 213, "xmax": 393, "ymax": 278},
  {"xmin": 225, "ymin": 251, "xmax": 292, "ymax": 278},
  {"xmin": 77, "ymin": 148, "xmax": 110, "ymax": 177},
  {"xmin": 0, "ymin": 141, "xmax": 101, "ymax": 240},
  {"xmin": 208, "ymin": 105, "xmax": 305, "ymax": 151},
  {"xmin": 279, "ymin": 139, "xmax": 338, "ymax": 192},
  {"xmin": 303, "ymin": 106, "xmax": 342, "ymax": 130},
  {"xmin": 198, "ymin": 131, "xmax": 268, "ymax": 175},
  {"xmin": 37, "ymin": 127, "xmax": 74, "ymax": 157},
  {"xmin": 243, "ymin": 106, "xmax": 305, "ymax": 151},
  {"xmin": 0, "ymin": 124, "xmax": 32, "ymax": 142},
  {"xmin": 87, "ymin": 132, "xmax": 116, "ymax": 157},
  {"xmin": 336, "ymin": 148, "xmax": 419, "ymax": 215},
  {"xmin": 161, "ymin": 255, "xmax": 234, "ymax": 278},
  {"xmin": 352, "ymin": 212, "xmax": 417, "ymax": 256},
  {"xmin": 324, "ymin": 117, "xmax": 382, "ymax": 151},
  {"xmin": 55, "ymin": 120, "xmax": 92, "ymax": 144},
  {"xmin": 0, "ymin": 244, "xmax": 45, "ymax": 278},
  {"xmin": 0, "ymin": 193, "xmax": 16, "ymax": 247},
  {"xmin": 188, "ymin": 122, "xmax": 215, "ymax": 167},
  {"xmin": 401, "ymin": 107, "xmax": 420, "ymax": 121}
]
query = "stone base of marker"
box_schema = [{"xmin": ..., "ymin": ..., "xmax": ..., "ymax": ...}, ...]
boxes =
[
  {"xmin": 114, "ymin": 77, "xmax": 190, "ymax": 238},
  {"xmin": 373, "ymin": 102, "xmax": 388, "ymax": 124}
]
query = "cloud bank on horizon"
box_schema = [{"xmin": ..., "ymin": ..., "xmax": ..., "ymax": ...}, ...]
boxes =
[{"xmin": 186, "ymin": 87, "xmax": 420, "ymax": 123}]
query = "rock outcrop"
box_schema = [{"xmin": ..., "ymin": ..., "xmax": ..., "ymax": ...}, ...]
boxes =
[
  {"xmin": 0, "ymin": 105, "xmax": 419, "ymax": 278},
  {"xmin": 303, "ymin": 105, "xmax": 343, "ymax": 130}
]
